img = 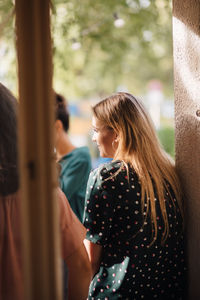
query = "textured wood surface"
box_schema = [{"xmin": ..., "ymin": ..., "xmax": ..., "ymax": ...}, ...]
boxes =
[{"xmin": 15, "ymin": 1, "xmax": 62, "ymax": 299}]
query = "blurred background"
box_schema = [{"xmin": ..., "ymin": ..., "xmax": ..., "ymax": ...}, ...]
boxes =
[{"xmin": 0, "ymin": 0, "xmax": 174, "ymax": 167}]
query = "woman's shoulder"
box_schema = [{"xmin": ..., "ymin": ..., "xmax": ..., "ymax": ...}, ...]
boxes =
[
  {"xmin": 90, "ymin": 160, "xmax": 136, "ymax": 186},
  {"xmin": 92, "ymin": 160, "xmax": 122, "ymax": 176},
  {"xmin": 101, "ymin": 159, "xmax": 122, "ymax": 171}
]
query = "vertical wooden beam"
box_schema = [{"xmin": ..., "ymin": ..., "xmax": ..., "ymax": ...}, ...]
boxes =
[
  {"xmin": 173, "ymin": 0, "xmax": 200, "ymax": 298},
  {"xmin": 15, "ymin": 1, "xmax": 62, "ymax": 299}
]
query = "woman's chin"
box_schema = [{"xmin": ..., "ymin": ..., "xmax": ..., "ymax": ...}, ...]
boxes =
[
  {"xmin": 100, "ymin": 153, "xmax": 111, "ymax": 159},
  {"xmin": 99, "ymin": 153, "xmax": 105, "ymax": 158},
  {"xmin": 99, "ymin": 148, "xmax": 111, "ymax": 158},
  {"xmin": 99, "ymin": 150, "xmax": 106, "ymax": 158}
]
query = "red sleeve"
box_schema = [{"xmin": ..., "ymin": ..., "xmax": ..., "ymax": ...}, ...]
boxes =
[{"xmin": 57, "ymin": 188, "xmax": 86, "ymax": 260}]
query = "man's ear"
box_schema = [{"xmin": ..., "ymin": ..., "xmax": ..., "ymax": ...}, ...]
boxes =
[{"xmin": 55, "ymin": 119, "xmax": 63, "ymax": 131}]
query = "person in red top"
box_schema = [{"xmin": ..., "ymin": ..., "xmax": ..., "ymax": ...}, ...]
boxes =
[{"xmin": 0, "ymin": 82, "xmax": 91, "ymax": 300}]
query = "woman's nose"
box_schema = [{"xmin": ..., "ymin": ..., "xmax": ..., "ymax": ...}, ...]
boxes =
[
  {"xmin": 92, "ymin": 135, "xmax": 96, "ymax": 142},
  {"xmin": 90, "ymin": 129, "xmax": 96, "ymax": 142}
]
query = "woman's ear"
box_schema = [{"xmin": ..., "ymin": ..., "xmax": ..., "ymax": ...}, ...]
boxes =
[{"xmin": 114, "ymin": 132, "xmax": 119, "ymax": 142}]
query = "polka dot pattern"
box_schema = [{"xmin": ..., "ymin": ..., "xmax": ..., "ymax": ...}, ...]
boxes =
[{"xmin": 84, "ymin": 161, "xmax": 187, "ymax": 299}]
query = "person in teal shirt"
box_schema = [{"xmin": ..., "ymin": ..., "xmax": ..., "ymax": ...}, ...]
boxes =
[
  {"xmin": 55, "ymin": 93, "xmax": 92, "ymax": 223},
  {"xmin": 59, "ymin": 146, "xmax": 91, "ymax": 222}
]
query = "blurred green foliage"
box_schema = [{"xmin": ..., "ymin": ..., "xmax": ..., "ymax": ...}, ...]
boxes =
[
  {"xmin": 157, "ymin": 126, "xmax": 175, "ymax": 158},
  {"xmin": 1, "ymin": 0, "xmax": 173, "ymax": 99},
  {"xmin": 1, "ymin": 0, "xmax": 175, "ymax": 157},
  {"xmin": 52, "ymin": 0, "xmax": 173, "ymax": 98}
]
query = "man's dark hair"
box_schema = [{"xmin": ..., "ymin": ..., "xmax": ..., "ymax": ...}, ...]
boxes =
[{"xmin": 55, "ymin": 93, "xmax": 69, "ymax": 132}]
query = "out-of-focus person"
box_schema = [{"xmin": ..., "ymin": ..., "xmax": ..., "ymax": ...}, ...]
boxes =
[
  {"xmin": 0, "ymin": 83, "xmax": 91, "ymax": 300},
  {"xmin": 54, "ymin": 93, "xmax": 92, "ymax": 223}
]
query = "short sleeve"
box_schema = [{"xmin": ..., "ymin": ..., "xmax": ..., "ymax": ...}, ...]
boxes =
[
  {"xmin": 83, "ymin": 167, "xmax": 115, "ymax": 246},
  {"xmin": 57, "ymin": 188, "xmax": 86, "ymax": 260}
]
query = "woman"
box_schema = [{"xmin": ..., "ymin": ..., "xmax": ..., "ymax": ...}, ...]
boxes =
[
  {"xmin": 0, "ymin": 83, "xmax": 91, "ymax": 300},
  {"xmin": 84, "ymin": 92, "xmax": 187, "ymax": 299},
  {"xmin": 55, "ymin": 93, "xmax": 92, "ymax": 222}
]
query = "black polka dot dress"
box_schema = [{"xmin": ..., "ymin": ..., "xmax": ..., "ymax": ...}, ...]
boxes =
[{"xmin": 83, "ymin": 161, "xmax": 187, "ymax": 299}]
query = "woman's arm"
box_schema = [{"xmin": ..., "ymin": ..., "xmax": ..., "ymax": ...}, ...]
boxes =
[
  {"xmin": 84, "ymin": 239, "xmax": 102, "ymax": 278},
  {"xmin": 65, "ymin": 243, "xmax": 92, "ymax": 300}
]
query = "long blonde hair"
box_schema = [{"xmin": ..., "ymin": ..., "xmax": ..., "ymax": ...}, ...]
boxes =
[{"xmin": 92, "ymin": 92, "xmax": 183, "ymax": 243}]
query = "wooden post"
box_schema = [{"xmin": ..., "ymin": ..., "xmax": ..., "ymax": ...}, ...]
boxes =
[
  {"xmin": 173, "ymin": 0, "xmax": 200, "ymax": 298},
  {"xmin": 15, "ymin": 1, "xmax": 62, "ymax": 299}
]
